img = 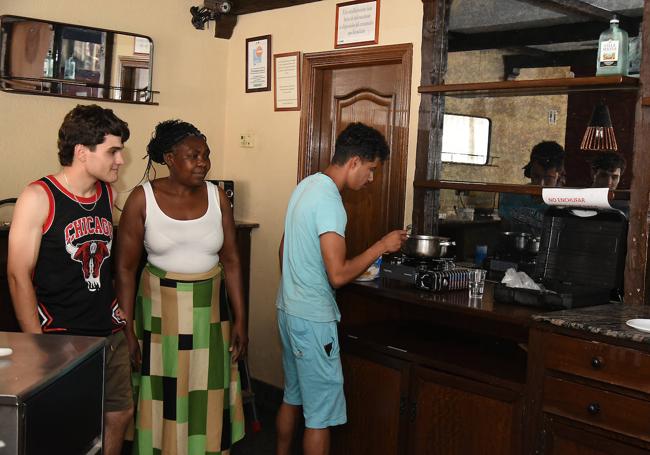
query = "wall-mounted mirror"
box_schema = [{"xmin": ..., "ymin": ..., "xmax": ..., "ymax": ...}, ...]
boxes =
[
  {"xmin": 442, "ymin": 113, "xmax": 491, "ymax": 165},
  {"xmin": 0, "ymin": 15, "xmax": 157, "ymax": 105}
]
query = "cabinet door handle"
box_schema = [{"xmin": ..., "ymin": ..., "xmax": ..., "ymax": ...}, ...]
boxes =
[
  {"xmin": 591, "ymin": 356, "xmax": 604, "ymax": 369},
  {"xmin": 587, "ymin": 403, "xmax": 601, "ymax": 415},
  {"xmin": 409, "ymin": 401, "xmax": 417, "ymax": 422}
]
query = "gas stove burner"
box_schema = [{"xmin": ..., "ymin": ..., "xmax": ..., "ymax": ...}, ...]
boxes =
[
  {"xmin": 389, "ymin": 254, "xmax": 456, "ymax": 271},
  {"xmin": 406, "ymin": 257, "xmax": 455, "ymax": 271},
  {"xmin": 381, "ymin": 255, "xmax": 469, "ymax": 291}
]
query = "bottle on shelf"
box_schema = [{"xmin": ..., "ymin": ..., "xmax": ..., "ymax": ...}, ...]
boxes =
[
  {"xmin": 596, "ymin": 16, "xmax": 629, "ymax": 76},
  {"xmin": 64, "ymin": 55, "xmax": 76, "ymax": 80},
  {"xmin": 43, "ymin": 50, "xmax": 53, "ymax": 78}
]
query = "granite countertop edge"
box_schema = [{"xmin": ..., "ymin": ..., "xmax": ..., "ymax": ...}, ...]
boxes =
[{"xmin": 532, "ymin": 304, "xmax": 650, "ymax": 345}]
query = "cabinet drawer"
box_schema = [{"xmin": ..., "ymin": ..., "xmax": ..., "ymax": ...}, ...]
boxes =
[
  {"xmin": 544, "ymin": 333, "xmax": 650, "ymax": 393},
  {"xmin": 543, "ymin": 376, "xmax": 650, "ymax": 442}
]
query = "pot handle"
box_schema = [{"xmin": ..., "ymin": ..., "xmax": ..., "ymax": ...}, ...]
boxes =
[{"xmin": 440, "ymin": 241, "xmax": 456, "ymax": 247}]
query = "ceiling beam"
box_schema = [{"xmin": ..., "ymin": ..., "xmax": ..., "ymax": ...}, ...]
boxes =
[
  {"xmin": 202, "ymin": 0, "xmax": 323, "ymax": 39},
  {"xmin": 230, "ymin": 0, "xmax": 323, "ymax": 15},
  {"xmin": 449, "ymin": 18, "xmax": 641, "ymax": 52},
  {"xmin": 513, "ymin": 0, "xmax": 634, "ymax": 24}
]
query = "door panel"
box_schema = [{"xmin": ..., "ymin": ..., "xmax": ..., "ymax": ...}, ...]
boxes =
[
  {"xmin": 327, "ymin": 65, "xmax": 400, "ymax": 257},
  {"xmin": 331, "ymin": 351, "xmax": 407, "ymax": 455},
  {"xmin": 409, "ymin": 366, "xmax": 521, "ymax": 455},
  {"xmin": 333, "ymin": 89, "xmax": 395, "ymax": 253},
  {"xmin": 300, "ymin": 45, "xmax": 412, "ymax": 258}
]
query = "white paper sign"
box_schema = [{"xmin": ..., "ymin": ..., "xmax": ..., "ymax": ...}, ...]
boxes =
[
  {"xmin": 336, "ymin": 1, "xmax": 378, "ymax": 46},
  {"xmin": 275, "ymin": 54, "xmax": 299, "ymax": 110},
  {"xmin": 542, "ymin": 188, "xmax": 612, "ymax": 210}
]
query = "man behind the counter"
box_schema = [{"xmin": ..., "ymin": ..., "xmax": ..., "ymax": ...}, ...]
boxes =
[
  {"xmin": 591, "ymin": 151, "xmax": 626, "ymax": 190},
  {"xmin": 275, "ymin": 122, "xmax": 406, "ymax": 455},
  {"xmin": 499, "ymin": 141, "xmax": 566, "ymax": 236},
  {"xmin": 7, "ymin": 104, "xmax": 132, "ymax": 455}
]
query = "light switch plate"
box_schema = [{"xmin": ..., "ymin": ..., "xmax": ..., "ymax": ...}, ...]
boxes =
[{"xmin": 240, "ymin": 133, "xmax": 255, "ymax": 148}]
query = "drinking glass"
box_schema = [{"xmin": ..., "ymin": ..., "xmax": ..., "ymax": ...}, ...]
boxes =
[{"xmin": 468, "ymin": 268, "xmax": 487, "ymax": 299}]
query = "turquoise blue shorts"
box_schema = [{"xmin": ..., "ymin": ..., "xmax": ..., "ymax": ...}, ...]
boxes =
[{"xmin": 278, "ymin": 309, "xmax": 347, "ymax": 429}]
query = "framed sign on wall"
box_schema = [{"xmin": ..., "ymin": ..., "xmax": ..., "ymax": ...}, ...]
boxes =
[
  {"xmin": 273, "ymin": 52, "xmax": 301, "ymax": 111},
  {"xmin": 246, "ymin": 35, "xmax": 272, "ymax": 92},
  {"xmin": 335, "ymin": 0, "xmax": 380, "ymax": 48}
]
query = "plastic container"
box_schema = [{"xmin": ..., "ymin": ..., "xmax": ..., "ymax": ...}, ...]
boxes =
[
  {"xmin": 64, "ymin": 56, "xmax": 76, "ymax": 80},
  {"xmin": 597, "ymin": 17, "xmax": 629, "ymax": 76}
]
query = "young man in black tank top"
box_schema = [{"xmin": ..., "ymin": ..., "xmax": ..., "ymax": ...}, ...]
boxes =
[{"xmin": 7, "ymin": 104, "xmax": 132, "ymax": 455}]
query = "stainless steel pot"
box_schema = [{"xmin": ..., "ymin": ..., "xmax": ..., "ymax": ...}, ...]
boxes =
[
  {"xmin": 501, "ymin": 231, "xmax": 531, "ymax": 252},
  {"xmin": 401, "ymin": 235, "xmax": 455, "ymax": 258},
  {"xmin": 527, "ymin": 236, "xmax": 541, "ymax": 254}
]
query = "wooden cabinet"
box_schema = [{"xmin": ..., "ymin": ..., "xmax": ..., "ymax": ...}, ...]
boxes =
[
  {"xmin": 0, "ymin": 228, "xmax": 18, "ymax": 332},
  {"xmin": 528, "ymin": 326, "xmax": 650, "ymax": 454},
  {"xmin": 408, "ymin": 366, "xmax": 522, "ymax": 455},
  {"xmin": 331, "ymin": 347, "xmax": 408, "ymax": 455},
  {"xmin": 332, "ymin": 326, "xmax": 525, "ymax": 455}
]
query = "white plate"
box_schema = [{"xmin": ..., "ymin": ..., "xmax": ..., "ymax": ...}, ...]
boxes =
[
  {"xmin": 355, "ymin": 274, "xmax": 378, "ymax": 282},
  {"xmin": 0, "ymin": 348, "xmax": 13, "ymax": 357},
  {"xmin": 626, "ymin": 319, "xmax": 650, "ymax": 333}
]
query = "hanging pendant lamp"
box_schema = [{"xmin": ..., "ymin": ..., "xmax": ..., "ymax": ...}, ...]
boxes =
[{"xmin": 580, "ymin": 101, "xmax": 618, "ymax": 152}]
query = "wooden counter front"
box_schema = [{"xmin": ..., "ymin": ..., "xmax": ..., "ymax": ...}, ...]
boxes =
[
  {"xmin": 333, "ymin": 279, "xmax": 542, "ymax": 455},
  {"xmin": 339, "ymin": 279, "xmax": 539, "ymax": 343}
]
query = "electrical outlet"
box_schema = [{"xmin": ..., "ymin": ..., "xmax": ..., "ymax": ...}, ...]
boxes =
[
  {"xmin": 548, "ymin": 109, "xmax": 558, "ymax": 125},
  {"xmin": 240, "ymin": 133, "xmax": 255, "ymax": 148}
]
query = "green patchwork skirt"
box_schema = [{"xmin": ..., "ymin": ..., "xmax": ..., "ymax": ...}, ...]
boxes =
[{"xmin": 131, "ymin": 263, "xmax": 245, "ymax": 455}]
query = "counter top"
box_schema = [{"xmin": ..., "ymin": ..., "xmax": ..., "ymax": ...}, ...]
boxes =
[
  {"xmin": 533, "ymin": 304, "xmax": 650, "ymax": 344},
  {"xmin": 348, "ymin": 279, "xmax": 541, "ymax": 327},
  {"xmin": 0, "ymin": 331, "xmax": 105, "ymax": 405}
]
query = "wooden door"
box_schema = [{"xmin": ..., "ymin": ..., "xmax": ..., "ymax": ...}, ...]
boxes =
[
  {"xmin": 331, "ymin": 348, "xmax": 409, "ymax": 455},
  {"xmin": 408, "ymin": 366, "xmax": 522, "ymax": 455},
  {"xmin": 299, "ymin": 45, "xmax": 412, "ymax": 257}
]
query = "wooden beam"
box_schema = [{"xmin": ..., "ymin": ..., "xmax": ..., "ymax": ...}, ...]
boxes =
[
  {"xmin": 449, "ymin": 19, "xmax": 641, "ymax": 52},
  {"xmin": 214, "ymin": 14, "xmax": 237, "ymax": 39},
  {"xmin": 412, "ymin": 0, "xmax": 451, "ymax": 235},
  {"xmin": 502, "ymin": 49, "xmax": 596, "ymax": 79},
  {"xmin": 231, "ymin": 0, "xmax": 323, "ymax": 15},
  {"xmin": 624, "ymin": 0, "xmax": 650, "ymax": 305},
  {"xmin": 513, "ymin": 0, "xmax": 634, "ymax": 23}
]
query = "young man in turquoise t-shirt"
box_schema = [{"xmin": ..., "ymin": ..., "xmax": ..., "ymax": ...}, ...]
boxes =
[{"xmin": 276, "ymin": 123, "xmax": 407, "ymax": 455}]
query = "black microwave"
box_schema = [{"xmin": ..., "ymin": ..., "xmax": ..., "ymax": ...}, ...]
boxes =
[{"xmin": 209, "ymin": 180, "xmax": 234, "ymax": 209}]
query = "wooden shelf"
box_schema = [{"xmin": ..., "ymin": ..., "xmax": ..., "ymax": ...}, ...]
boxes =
[
  {"xmin": 414, "ymin": 180, "xmax": 630, "ymax": 200},
  {"xmin": 418, "ymin": 76, "xmax": 639, "ymax": 98}
]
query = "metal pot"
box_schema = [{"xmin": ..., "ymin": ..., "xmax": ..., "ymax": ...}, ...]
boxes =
[
  {"xmin": 401, "ymin": 235, "xmax": 455, "ymax": 258},
  {"xmin": 527, "ymin": 236, "xmax": 541, "ymax": 254},
  {"xmin": 501, "ymin": 231, "xmax": 531, "ymax": 252}
]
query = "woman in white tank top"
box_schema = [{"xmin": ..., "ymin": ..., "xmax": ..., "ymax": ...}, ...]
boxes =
[{"xmin": 116, "ymin": 120, "xmax": 247, "ymax": 454}]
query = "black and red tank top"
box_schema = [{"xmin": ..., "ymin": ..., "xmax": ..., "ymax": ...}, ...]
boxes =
[{"xmin": 32, "ymin": 175, "xmax": 125, "ymax": 336}]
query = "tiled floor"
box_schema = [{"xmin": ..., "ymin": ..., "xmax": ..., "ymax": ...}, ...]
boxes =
[
  {"xmin": 233, "ymin": 403, "xmax": 304, "ymax": 455},
  {"xmin": 122, "ymin": 403, "xmax": 305, "ymax": 455}
]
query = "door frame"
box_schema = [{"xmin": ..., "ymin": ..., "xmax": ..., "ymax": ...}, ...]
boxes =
[{"xmin": 298, "ymin": 43, "xmax": 413, "ymax": 230}]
